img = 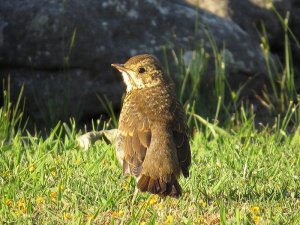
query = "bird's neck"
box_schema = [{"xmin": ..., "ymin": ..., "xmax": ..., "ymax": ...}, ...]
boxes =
[{"xmin": 123, "ymin": 82, "xmax": 177, "ymax": 123}]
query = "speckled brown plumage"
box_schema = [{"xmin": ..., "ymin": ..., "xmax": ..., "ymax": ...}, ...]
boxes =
[{"xmin": 112, "ymin": 54, "xmax": 191, "ymax": 197}]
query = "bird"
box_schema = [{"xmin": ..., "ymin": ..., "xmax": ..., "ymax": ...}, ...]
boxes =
[{"xmin": 111, "ymin": 54, "xmax": 191, "ymax": 197}]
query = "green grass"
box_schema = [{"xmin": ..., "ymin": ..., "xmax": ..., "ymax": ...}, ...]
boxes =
[
  {"xmin": 0, "ymin": 118, "xmax": 299, "ymax": 224},
  {"xmin": 0, "ymin": 77, "xmax": 299, "ymax": 224}
]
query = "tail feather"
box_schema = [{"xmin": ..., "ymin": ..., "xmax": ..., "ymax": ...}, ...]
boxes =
[{"xmin": 137, "ymin": 175, "xmax": 182, "ymax": 197}]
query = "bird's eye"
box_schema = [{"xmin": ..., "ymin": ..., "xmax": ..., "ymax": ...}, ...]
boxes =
[{"xmin": 138, "ymin": 67, "xmax": 146, "ymax": 74}]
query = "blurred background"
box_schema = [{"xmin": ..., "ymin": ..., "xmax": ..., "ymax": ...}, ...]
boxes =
[{"xmin": 0, "ymin": 0, "xmax": 299, "ymax": 129}]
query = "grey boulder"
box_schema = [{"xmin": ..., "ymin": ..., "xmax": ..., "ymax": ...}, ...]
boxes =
[{"xmin": 0, "ymin": 0, "xmax": 271, "ymax": 124}]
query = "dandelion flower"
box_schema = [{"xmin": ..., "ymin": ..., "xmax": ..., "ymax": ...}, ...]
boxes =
[
  {"xmin": 250, "ymin": 206, "xmax": 260, "ymax": 215},
  {"xmin": 122, "ymin": 183, "xmax": 130, "ymax": 191},
  {"xmin": 198, "ymin": 199, "xmax": 206, "ymax": 207},
  {"xmin": 112, "ymin": 210, "xmax": 123, "ymax": 218},
  {"xmin": 158, "ymin": 201, "xmax": 164, "ymax": 210},
  {"xmin": 85, "ymin": 214, "xmax": 94, "ymax": 220},
  {"xmin": 36, "ymin": 196, "xmax": 44, "ymax": 205},
  {"xmin": 17, "ymin": 197, "xmax": 25, "ymax": 208},
  {"xmin": 50, "ymin": 191, "xmax": 57, "ymax": 201},
  {"xmin": 148, "ymin": 195, "xmax": 158, "ymax": 205},
  {"xmin": 21, "ymin": 207, "xmax": 27, "ymax": 214},
  {"xmin": 51, "ymin": 170, "xmax": 57, "ymax": 177},
  {"xmin": 14, "ymin": 209, "xmax": 20, "ymax": 216},
  {"xmin": 75, "ymin": 157, "xmax": 81, "ymax": 164},
  {"xmin": 15, "ymin": 198, "xmax": 27, "ymax": 215},
  {"xmin": 29, "ymin": 163, "xmax": 35, "ymax": 172},
  {"xmin": 63, "ymin": 212, "xmax": 72, "ymax": 220},
  {"xmin": 164, "ymin": 215, "xmax": 173, "ymax": 224},
  {"xmin": 199, "ymin": 216, "xmax": 206, "ymax": 223},
  {"xmin": 252, "ymin": 215, "xmax": 261, "ymax": 224},
  {"xmin": 118, "ymin": 210, "xmax": 123, "ymax": 217},
  {"xmin": 5, "ymin": 199, "xmax": 13, "ymax": 207}
]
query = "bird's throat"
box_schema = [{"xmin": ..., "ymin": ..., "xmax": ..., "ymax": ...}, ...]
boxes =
[
  {"xmin": 121, "ymin": 71, "xmax": 133, "ymax": 92},
  {"xmin": 122, "ymin": 71, "xmax": 144, "ymax": 92}
]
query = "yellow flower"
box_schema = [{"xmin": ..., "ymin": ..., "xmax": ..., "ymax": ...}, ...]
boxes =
[
  {"xmin": 164, "ymin": 215, "xmax": 173, "ymax": 224},
  {"xmin": 250, "ymin": 206, "xmax": 260, "ymax": 215},
  {"xmin": 85, "ymin": 214, "xmax": 94, "ymax": 219},
  {"xmin": 51, "ymin": 170, "xmax": 57, "ymax": 177},
  {"xmin": 122, "ymin": 182, "xmax": 130, "ymax": 191},
  {"xmin": 54, "ymin": 157, "xmax": 61, "ymax": 165},
  {"xmin": 17, "ymin": 197, "xmax": 25, "ymax": 208},
  {"xmin": 139, "ymin": 222, "xmax": 146, "ymax": 225},
  {"xmin": 50, "ymin": 191, "xmax": 57, "ymax": 201},
  {"xmin": 169, "ymin": 198, "xmax": 178, "ymax": 206},
  {"xmin": 63, "ymin": 212, "xmax": 72, "ymax": 220},
  {"xmin": 14, "ymin": 209, "xmax": 20, "ymax": 216},
  {"xmin": 252, "ymin": 215, "xmax": 261, "ymax": 224},
  {"xmin": 5, "ymin": 199, "xmax": 13, "ymax": 207},
  {"xmin": 36, "ymin": 196, "xmax": 44, "ymax": 205},
  {"xmin": 21, "ymin": 207, "xmax": 26, "ymax": 214},
  {"xmin": 193, "ymin": 216, "xmax": 206, "ymax": 224},
  {"xmin": 148, "ymin": 195, "xmax": 158, "ymax": 205},
  {"xmin": 29, "ymin": 163, "xmax": 35, "ymax": 172},
  {"xmin": 118, "ymin": 210, "xmax": 123, "ymax": 217},
  {"xmin": 199, "ymin": 216, "xmax": 206, "ymax": 223},
  {"xmin": 75, "ymin": 158, "xmax": 81, "ymax": 164},
  {"xmin": 198, "ymin": 199, "xmax": 206, "ymax": 207},
  {"xmin": 14, "ymin": 202, "xmax": 27, "ymax": 215},
  {"xmin": 157, "ymin": 201, "xmax": 164, "ymax": 210},
  {"xmin": 112, "ymin": 210, "xmax": 123, "ymax": 218}
]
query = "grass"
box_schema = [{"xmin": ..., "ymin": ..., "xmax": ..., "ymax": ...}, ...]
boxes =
[
  {"xmin": 0, "ymin": 117, "xmax": 299, "ymax": 224},
  {"xmin": 0, "ymin": 78, "xmax": 25, "ymax": 145},
  {"xmin": 1, "ymin": 8, "xmax": 300, "ymax": 224},
  {"xmin": 0, "ymin": 68, "xmax": 299, "ymax": 224}
]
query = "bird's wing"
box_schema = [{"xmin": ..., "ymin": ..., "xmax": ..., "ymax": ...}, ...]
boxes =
[
  {"xmin": 173, "ymin": 130, "xmax": 191, "ymax": 177},
  {"xmin": 118, "ymin": 97, "xmax": 151, "ymax": 177},
  {"xmin": 172, "ymin": 101, "xmax": 191, "ymax": 178},
  {"xmin": 118, "ymin": 92, "xmax": 190, "ymax": 178}
]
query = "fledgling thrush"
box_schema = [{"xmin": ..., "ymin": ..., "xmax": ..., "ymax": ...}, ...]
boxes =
[{"xmin": 112, "ymin": 54, "xmax": 191, "ymax": 197}]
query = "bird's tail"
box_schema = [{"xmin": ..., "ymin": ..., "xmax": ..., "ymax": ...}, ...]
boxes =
[{"xmin": 137, "ymin": 174, "xmax": 182, "ymax": 197}]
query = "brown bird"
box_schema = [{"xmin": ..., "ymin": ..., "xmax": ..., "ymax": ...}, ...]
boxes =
[{"xmin": 111, "ymin": 54, "xmax": 191, "ymax": 197}]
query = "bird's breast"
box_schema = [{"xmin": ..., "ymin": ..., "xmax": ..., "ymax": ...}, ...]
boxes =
[{"xmin": 123, "ymin": 85, "xmax": 177, "ymax": 124}]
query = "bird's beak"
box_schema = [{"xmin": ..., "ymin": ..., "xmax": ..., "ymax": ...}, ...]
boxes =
[{"xmin": 111, "ymin": 63, "xmax": 127, "ymax": 72}]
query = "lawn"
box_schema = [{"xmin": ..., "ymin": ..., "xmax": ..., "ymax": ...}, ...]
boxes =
[{"xmin": 0, "ymin": 112, "xmax": 299, "ymax": 224}]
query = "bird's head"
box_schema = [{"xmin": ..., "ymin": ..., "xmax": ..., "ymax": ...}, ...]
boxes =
[{"xmin": 112, "ymin": 54, "xmax": 167, "ymax": 92}]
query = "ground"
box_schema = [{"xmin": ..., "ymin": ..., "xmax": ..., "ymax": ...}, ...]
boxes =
[{"xmin": 1, "ymin": 121, "xmax": 299, "ymax": 224}]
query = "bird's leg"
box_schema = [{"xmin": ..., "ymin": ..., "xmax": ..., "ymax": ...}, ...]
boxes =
[{"xmin": 77, "ymin": 129, "xmax": 119, "ymax": 150}]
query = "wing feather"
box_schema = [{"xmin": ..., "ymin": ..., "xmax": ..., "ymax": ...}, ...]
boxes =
[
  {"xmin": 118, "ymin": 90, "xmax": 190, "ymax": 179},
  {"xmin": 118, "ymin": 98, "xmax": 151, "ymax": 177},
  {"xmin": 172, "ymin": 100, "xmax": 191, "ymax": 178}
]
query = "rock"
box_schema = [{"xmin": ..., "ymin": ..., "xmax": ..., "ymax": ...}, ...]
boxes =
[
  {"xmin": 186, "ymin": 0, "xmax": 291, "ymax": 44},
  {"xmin": 1, "ymin": 68, "xmax": 122, "ymax": 125},
  {"xmin": 290, "ymin": 0, "xmax": 300, "ymax": 71},
  {"xmin": 0, "ymin": 0, "xmax": 270, "ymax": 124},
  {"xmin": 186, "ymin": 0, "xmax": 300, "ymax": 90}
]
